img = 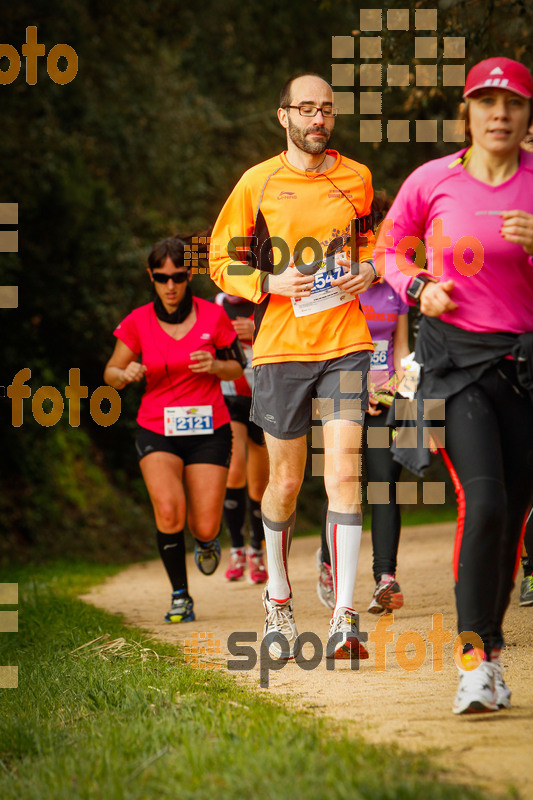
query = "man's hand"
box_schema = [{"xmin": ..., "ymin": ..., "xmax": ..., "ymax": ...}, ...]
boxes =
[
  {"xmin": 330, "ymin": 255, "xmax": 375, "ymax": 294},
  {"xmin": 419, "ymin": 279, "xmax": 458, "ymax": 316},
  {"xmin": 232, "ymin": 316, "xmax": 254, "ymax": 340},
  {"xmin": 500, "ymin": 209, "xmax": 533, "ymax": 255},
  {"xmin": 267, "ymin": 258, "xmax": 315, "ymax": 297}
]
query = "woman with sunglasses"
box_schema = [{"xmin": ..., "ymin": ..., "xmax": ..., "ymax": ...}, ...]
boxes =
[
  {"xmin": 104, "ymin": 237, "xmax": 245, "ymax": 623},
  {"xmin": 376, "ymin": 58, "xmax": 533, "ymax": 714}
]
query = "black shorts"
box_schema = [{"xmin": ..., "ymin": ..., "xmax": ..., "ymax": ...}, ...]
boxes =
[
  {"xmin": 135, "ymin": 423, "xmax": 232, "ymax": 468},
  {"xmin": 224, "ymin": 395, "xmax": 265, "ymax": 446}
]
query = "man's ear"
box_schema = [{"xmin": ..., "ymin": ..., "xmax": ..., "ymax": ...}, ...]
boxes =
[
  {"xmin": 147, "ymin": 268, "xmax": 154, "ymax": 283},
  {"xmin": 277, "ymin": 107, "xmax": 289, "ymax": 130}
]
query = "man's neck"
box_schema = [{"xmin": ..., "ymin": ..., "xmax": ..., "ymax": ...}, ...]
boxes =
[{"xmin": 284, "ymin": 144, "xmax": 332, "ymax": 173}]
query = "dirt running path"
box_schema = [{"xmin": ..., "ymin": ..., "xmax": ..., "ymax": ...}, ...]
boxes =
[{"xmin": 81, "ymin": 523, "xmax": 533, "ymax": 796}]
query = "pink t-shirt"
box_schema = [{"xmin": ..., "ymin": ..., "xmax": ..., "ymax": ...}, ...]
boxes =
[
  {"xmin": 114, "ymin": 298, "xmax": 236, "ymax": 434},
  {"xmin": 375, "ymin": 149, "xmax": 533, "ymax": 334}
]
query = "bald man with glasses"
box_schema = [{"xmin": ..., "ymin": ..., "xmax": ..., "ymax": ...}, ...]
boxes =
[{"xmin": 210, "ymin": 72, "xmax": 378, "ymax": 663}]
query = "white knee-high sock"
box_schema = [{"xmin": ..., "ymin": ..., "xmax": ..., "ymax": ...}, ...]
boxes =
[
  {"xmin": 262, "ymin": 512, "xmax": 296, "ymax": 602},
  {"xmin": 326, "ymin": 510, "xmax": 362, "ymax": 614}
]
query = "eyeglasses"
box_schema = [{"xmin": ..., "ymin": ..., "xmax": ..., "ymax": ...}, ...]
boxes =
[
  {"xmin": 284, "ymin": 105, "xmax": 338, "ymax": 118},
  {"xmin": 151, "ymin": 270, "xmax": 190, "ymax": 284}
]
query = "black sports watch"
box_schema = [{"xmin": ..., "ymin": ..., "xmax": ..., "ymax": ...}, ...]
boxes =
[{"xmin": 406, "ymin": 273, "xmax": 435, "ymax": 304}]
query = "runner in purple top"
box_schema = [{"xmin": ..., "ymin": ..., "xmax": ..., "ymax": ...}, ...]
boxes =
[{"xmin": 375, "ymin": 58, "xmax": 533, "ymax": 715}]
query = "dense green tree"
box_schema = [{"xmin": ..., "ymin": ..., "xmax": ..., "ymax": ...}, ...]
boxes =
[{"xmin": 1, "ymin": 0, "xmax": 530, "ymax": 560}]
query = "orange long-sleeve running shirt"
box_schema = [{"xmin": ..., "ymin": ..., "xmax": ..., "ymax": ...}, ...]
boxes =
[{"xmin": 210, "ymin": 150, "xmax": 375, "ymax": 366}]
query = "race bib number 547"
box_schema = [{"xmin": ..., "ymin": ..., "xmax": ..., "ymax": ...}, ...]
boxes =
[{"xmin": 291, "ymin": 263, "xmax": 353, "ymax": 318}]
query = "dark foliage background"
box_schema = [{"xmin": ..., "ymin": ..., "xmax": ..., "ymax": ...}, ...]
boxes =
[{"xmin": 1, "ymin": 0, "xmax": 530, "ymax": 563}]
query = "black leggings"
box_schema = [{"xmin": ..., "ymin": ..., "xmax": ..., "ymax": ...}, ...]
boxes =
[
  {"xmin": 366, "ymin": 407, "xmax": 402, "ymax": 581},
  {"xmin": 440, "ymin": 360, "xmax": 533, "ymax": 654},
  {"xmin": 524, "ymin": 508, "xmax": 533, "ymax": 560}
]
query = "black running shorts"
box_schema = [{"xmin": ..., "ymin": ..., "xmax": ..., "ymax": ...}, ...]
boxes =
[
  {"xmin": 135, "ymin": 423, "xmax": 232, "ymax": 467},
  {"xmin": 224, "ymin": 395, "xmax": 265, "ymax": 446}
]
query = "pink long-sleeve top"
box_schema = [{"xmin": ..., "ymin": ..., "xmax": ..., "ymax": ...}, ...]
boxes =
[{"xmin": 374, "ymin": 148, "xmax": 533, "ymax": 334}]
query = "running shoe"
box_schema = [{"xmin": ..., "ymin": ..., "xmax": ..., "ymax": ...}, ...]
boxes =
[
  {"xmin": 326, "ymin": 608, "xmax": 370, "ymax": 660},
  {"xmin": 248, "ymin": 548, "xmax": 268, "ymax": 584},
  {"xmin": 368, "ymin": 575, "xmax": 403, "ymax": 614},
  {"xmin": 316, "ymin": 547, "xmax": 335, "ymax": 610},
  {"xmin": 491, "ymin": 659, "xmax": 512, "ymax": 709},
  {"xmin": 452, "ymin": 651, "xmax": 498, "ymax": 714},
  {"xmin": 262, "ymin": 589, "xmax": 298, "ymax": 659},
  {"xmin": 164, "ymin": 590, "xmax": 195, "ymax": 623},
  {"xmin": 519, "ymin": 575, "xmax": 533, "ymax": 607},
  {"xmin": 194, "ymin": 538, "xmax": 221, "ymax": 576},
  {"xmin": 225, "ymin": 548, "xmax": 246, "ymax": 581}
]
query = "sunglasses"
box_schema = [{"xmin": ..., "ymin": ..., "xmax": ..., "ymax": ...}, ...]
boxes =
[{"xmin": 151, "ymin": 269, "xmax": 190, "ymax": 284}]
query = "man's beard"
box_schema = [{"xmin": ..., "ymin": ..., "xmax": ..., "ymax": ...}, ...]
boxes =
[{"xmin": 287, "ymin": 116, "xmax": 330, "ymax": 154}]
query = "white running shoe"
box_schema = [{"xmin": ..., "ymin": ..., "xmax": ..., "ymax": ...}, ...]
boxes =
[
  {"xmin": 452, "ymin": 660, "xmax": 499, "ymax": 715},
  {"xmin": 326, "ymin": 608, "xmax": 369, "ymax": 660},
  {"xmin": 491, "ymin": 660, "xmax": 511, "ymax": 709},
  {"xmin": 262, "ymin": 590, "xmax": 299, "ymax": 660}
]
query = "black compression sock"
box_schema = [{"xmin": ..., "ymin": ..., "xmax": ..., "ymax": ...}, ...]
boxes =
[
  {"xmin": 223, "ymin": 487, "xmax": 246, "ymax": 548},
  {"xmin": 248, "ymin": 495, "xmax": 264, "ymax": 550},
  {"xmin": 522, "ymin": 556, "xmax": 533, "ymax": 579},
  {"xmin": 157, "ymin": 529, "xmax": 188, "ymax": 593},
  {"xmin": 321, "ymin": 500, "xmax": 330, "ymax": 566}
]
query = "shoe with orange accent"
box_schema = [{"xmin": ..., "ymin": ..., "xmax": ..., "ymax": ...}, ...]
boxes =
[
  {"xmin": 368, "ymin": 575, "xmax": 403, "ymax": 615},
  {"xmin": 452, "ymin": 650, "xmax": 498, "ymax": 715},
  {"xmin": 326, "ymin": 608, "xmax": 369, "ymax": 660}
]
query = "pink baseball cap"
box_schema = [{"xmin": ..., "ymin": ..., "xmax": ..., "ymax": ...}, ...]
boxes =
[{"xmin": 463, "ymin": 58, "xmax": 533, "ymax": 99}]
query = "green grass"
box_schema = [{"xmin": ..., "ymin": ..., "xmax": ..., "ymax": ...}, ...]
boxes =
[{"xmin": 0, "ymin": 564, "xmax": 492, "ymax": 800}]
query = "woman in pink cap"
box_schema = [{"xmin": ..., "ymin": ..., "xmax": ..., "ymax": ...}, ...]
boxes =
[{"xmin": 375, "ymin": 58, "xmax": 533, "ymax": 715}]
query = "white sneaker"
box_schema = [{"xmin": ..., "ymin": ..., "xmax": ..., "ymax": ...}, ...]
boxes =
[
  {"xmin": 491, "ymin": 660, "xmax": 511, "ymax": 709},
  {"xmin": 326, "ymin": 608, "xmax": 369, "ymax": 660},
  {"xmin": 452, "ymin": 661, "xmax": 499, "ymax": 715},
  {"xmin": 262, "ymin": 590, "xmax": 299, "ymax": 660}
]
